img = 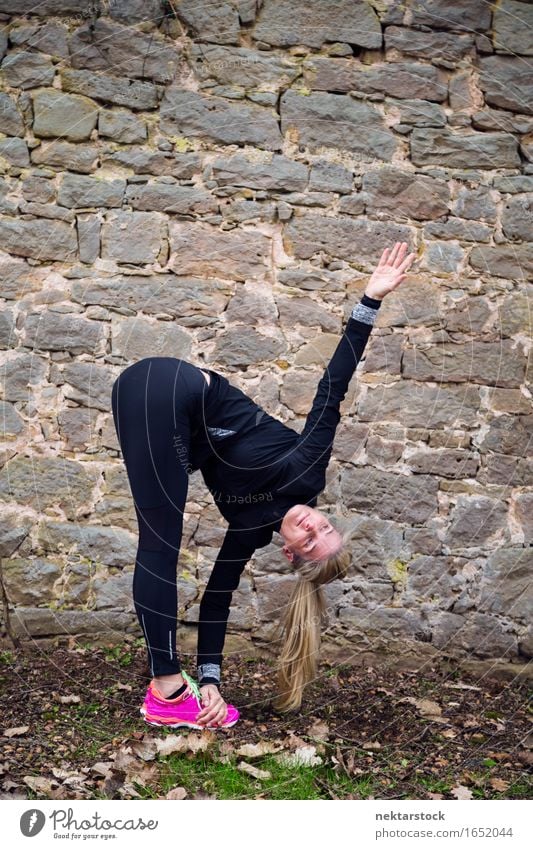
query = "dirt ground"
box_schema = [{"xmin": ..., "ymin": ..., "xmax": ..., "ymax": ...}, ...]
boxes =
[{"xmin": 1, "ymin": 640, "xmax": 531, "ymax": 800}]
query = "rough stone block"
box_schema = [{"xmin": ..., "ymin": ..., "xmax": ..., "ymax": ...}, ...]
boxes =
[
  {"xmin": 358, "ymin": 382, "xmax": 481, "ymax": 428},
  {"xmin": 469, "ymin": 244, "xmax": 533, "ymax": 280},
  {"xmin": 284, "ymin": 212, "xmax": 413, "ymax": 265},
  {"xmin": 176, "ymin": 0, "xmax": 240, "ymax": 45},
  {"xmin": 61, "ymin": 68, "xmax": 158, "ymax": 111},
  {"xmin": 191, "ymin": 43, "xmax": 299, "ymax": 89},
  {"xmin": 493, "ymin": 0, "xmax": 533, "ymax": 56},
  {"xmin": 0, "ymin": 137, "xmax": 29, "ymax": 167},
  {"xmin": 0, "ymin": 400, "xmax": 25, "ymax": 436},
  {"xmin": 403, "ymin": 340, "xmax": 526, "ymax": 388},
  {"xmin": 446, "ymin": 495, "xmax": 508, "ymax": 548},
  {"xmin": 411, "ymin": 128, "xmax": 520, "ymax": 169},
  {"xmin": 280, "ymin": 90, "xmax": 397, "ymax": 161},
  {"xmin": 160, "ymin": 87, "xmax": 282, "ymax": 151},
  {"xmin": 77, "ymin": 213, "xmax": 100, "ymax": 263},
  {"xmin": 478, "ymin": 56, "xmax": 533, "ymax": 115},
  {"xmin": 211, "ymin": 153, "xmax": 308, "ymax": 191},
  {"xmin": 391, "ymin": 99, "xmax": 446, "ymax": 128},
  {"xmin": 453, "ymin": 186, "xmax": 497, "ymax": 222},
  {"xmin": 478, "ymin": 414, "xmax": 531, "ymax": 457},
  {"xmin": 58, "ymin": 174, "xmax": 125, "ymax": 209},
  {"xmin": 1, "ymin": 51, "xmax": 54, "ymax": 89},
  {"xmin": 71, "ymin": 273, "xmax": 229, "ymax": 326},
  {"xmin": 101, "ymin": 211, "xmax": 164, "ymax": 264},
  {"xmin": 514, "ymin": 493, "xmax": 533, "ymax": 544},
  {"xmin": 31, "ymin": 140, "xmax": 99, "ymax": 174},
  {"xmin": 340, "ymin": 466, "xmax": 439, "ymax": 524},
  {"xmin": 8, "ymin": 20, "xmax": 69, "ymax": 59},
  {"xmin": 125, "ymin": 182, "xmax": 217, "ymax": 215},
  {"xmin": 212, "ymin": 326, "xmax": 286, "ymax": 367},
  {"xmin": 409, "ymin": 0, "xmax": 492, "ymax": 32},
  {"xmin": 0, "ymin": 215, "xmax": 77, "ymax": 261},
  {"xmin": 406, "ymin": 448, "xmax": 479, "ymax": 479},
  {"xmin": 92, "ymin": 570, "xmax": 134, "ymax": 611},
  {"xmin": 0, "ymin": 456, "xmax": 96, "ymax": 520},
  {"xmin": 363, "ymin": 168, "xmax": 449, "ymax": 220},
  {"xmin": 111, "ymin": 316, "xmax": 192, "ymax": 361},
  {"xmin": 22, "ymin": 311, "xmax": 105, "ymax": 355},
  {"xmin": 0, "ymin": 92, "xmax": 24, "ymax": 137},
  {"xmin": 479, "ymin": 546, "xmax": 531, "ymax": 621},
  {"xmin": 1, "ymin": 558, "xmax": 61, "ymax": 605},
  {"xmin": 304, "ymin": 57, "xmax": 447, "ymax": 102},
  {"xmin": 169, "ymin": 220, "xmax": 270, "ymax": 281},
  {"xmin": 384, "ymin": 26, "xmax": 474, "ymax": 62},
  {"xmin": 57, "ymin": 406, "xmax": 100, "ymax": 451},
  {"xmin": 501, "ymin": 195, "xmax": 533, "ymax": 241},
  {"xmin": 98, "ymin": 108, "xmax": 147, "ymax": 144},
  {"xmin": 33, "ymin": 89, "xmax": 99, "ymax": 141},
  {"xmin": 38, "ymin": 520, "xmax": 136, "ymax": 569},
  {"xmin": 252, "ymin": 0, "xmax": 382, "ymax": 49},
  {"xmin": 2, "ymin": 352, "xmax": 47, "ymax": 400},
  {"xmin": 70, "ymin": 19, "xmax": 181, "ymax": 83}
]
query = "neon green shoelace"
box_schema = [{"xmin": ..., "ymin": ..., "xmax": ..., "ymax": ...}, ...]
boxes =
[{"xmin": 182, "ymin": 669, "xmax": 203, "ymax": 709}]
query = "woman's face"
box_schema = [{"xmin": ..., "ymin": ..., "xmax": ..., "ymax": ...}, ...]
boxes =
[{"xmin": 280, "ymin": 504, "xmax": 342, "ymax": 562}]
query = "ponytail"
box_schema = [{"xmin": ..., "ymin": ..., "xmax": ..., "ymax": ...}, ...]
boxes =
[{"xmin": 271, "ymin": 531, "xmax": 351, "ymax": 713}]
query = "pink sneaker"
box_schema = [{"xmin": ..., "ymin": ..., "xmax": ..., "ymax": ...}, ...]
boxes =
[{"xmin": 139, "ymin": 670, "xmax": 240, "ymax": 730}]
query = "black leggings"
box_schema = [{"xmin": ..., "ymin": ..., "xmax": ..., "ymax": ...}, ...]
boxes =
[{"xmin": 111, "ymin": 357, "xmax": 207, "ymax": 677}]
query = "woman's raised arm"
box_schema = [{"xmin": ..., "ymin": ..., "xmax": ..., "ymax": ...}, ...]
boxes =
[{"xmin": 289, "ymin": 242, "xmax": 417, "ymax": 480}]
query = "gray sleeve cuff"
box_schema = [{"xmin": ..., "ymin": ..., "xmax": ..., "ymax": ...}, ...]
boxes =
[
  {"xmin": 197, "ymin": 663, "xmax": 221, "ymax": 684},
  {"xmin": 351, "ymin": 294, "xmax": 381, "ymax": 326}
]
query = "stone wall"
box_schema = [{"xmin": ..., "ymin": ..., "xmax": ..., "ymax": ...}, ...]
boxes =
[{"xmin": 0, "ymin": 0, "xmax": 531, "ymax": 676}]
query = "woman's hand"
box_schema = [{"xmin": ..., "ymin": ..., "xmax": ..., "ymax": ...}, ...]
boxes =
[
  {"xmin": 196, "ymin": 684, "xmax": 228, "ymax": 728},
  {"xmin": 364, "ymin": 241, "xmax": 417, "ymax": 301}
]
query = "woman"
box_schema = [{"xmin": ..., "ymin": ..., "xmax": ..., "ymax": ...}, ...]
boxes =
[{"xmin": 110, "ymin": 242, "xmax": 416, "ymax": 730}]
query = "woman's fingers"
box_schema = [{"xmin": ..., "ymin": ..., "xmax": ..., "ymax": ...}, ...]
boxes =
[
  {"xmin": 378, "ymin": 246, "xmax": 390, "ymax": 266},
  {"xmin": 387, "ymin": 242, "xmax": 401, "ymax": 265},
  {"xmin": 393, "ymin": 242, "xmax": 409, "ymax": 267},
  {"xmin": 198, "ymin": 696, "xmax": 227, "ymax": 726},
  {"xmin": 398, "ymin": 251, "xmax": 417, "ymax": 273}
]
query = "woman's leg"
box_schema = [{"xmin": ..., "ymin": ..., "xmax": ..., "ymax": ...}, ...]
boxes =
[{"xmin": 111, "ymin": 358, "xmax": 202, "ymax": 694}]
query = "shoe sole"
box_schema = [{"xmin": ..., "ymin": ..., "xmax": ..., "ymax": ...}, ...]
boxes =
[{"xmin": 140, "ymin": 707, "xmax": 239, "ymax": 730}]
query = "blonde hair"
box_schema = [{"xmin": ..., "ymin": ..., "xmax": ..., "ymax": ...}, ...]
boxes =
[{"xmin": 271, "ymin": 527, "xmax": 352, "ymax": 713}]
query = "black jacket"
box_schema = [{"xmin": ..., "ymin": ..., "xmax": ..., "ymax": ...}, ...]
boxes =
[{"xmin": 193, "ymin": 294, "xmax": 382, "ymax": 683}]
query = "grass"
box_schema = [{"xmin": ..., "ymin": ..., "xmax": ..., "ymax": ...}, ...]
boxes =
[{"xmin": 133, "ymin": 745, "xmax": 379, "ymax": 800}]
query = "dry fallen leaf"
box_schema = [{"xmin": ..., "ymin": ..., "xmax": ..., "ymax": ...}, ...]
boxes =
[
  {"xmin": 277, "ymin": 745, "xmax": 323, "ymax": 767},
  {"xmin": 237, "ymin": 761, "xmax": 272, "ymax": 780},
  {"xmin": 23, "ymin": 776, "xmax": 58, "ymax": 795},
  {"xmin": 235, "ymin": 741, "xmax": 283, "ymax": 759},
  {"xmin": 3, "ymin": 726, "xmax": 29, "ymax": 738},
  {"xmin": 427, "ymin": 792, "xmax": 444, "ymax": 800},
  {"xmin": 186, "ymin": 731, "xmax": 215, "ymax": 753},
  {"xmin": 58, "ymin": 695, "xmax": 81, "ymax": 704},
  {"xmin": 490, "ymin": 777, "xmax": 509, "ymax": 792},
  {"xmin": 411, "ymin": 698, "xmax": 443, "ymax": 718},
  {"xmin": 451, "ymin": 785, "xmax": 473, "ymax": 800},
  {"xmin": 130, "ymin": 736, "xmax": 158, "ymax": 761},
  {"xmin": 90, "ymin": 762, "xmax": 114, "ymax": 778},
  {"xmin": 114, "ymin": 746, "xmax": 137, "ymax": 772},
  {"xmin": 166, "ymin": 786, "xmax": 187, "ymax": 799},
  {"xmin": 308, "ymin": 719, "xmax": 330, "ymax": 742},
  {"xmin": 155, "ymin": 736, "xmax": 189, "ymax": 757}
]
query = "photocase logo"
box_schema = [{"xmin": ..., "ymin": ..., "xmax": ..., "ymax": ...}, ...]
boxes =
[{"xmin": 20, "ymin": 809, "xmax": 46, "ymax": 837}]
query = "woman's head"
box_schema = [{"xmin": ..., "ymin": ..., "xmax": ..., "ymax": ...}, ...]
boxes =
[
  {"xmin": 279, "ymin": 504, "xmax": 343, "ymax": 563},
  {"xmin": 272, "ymin": 506, "xmax": 351, "ymax": 714}
]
